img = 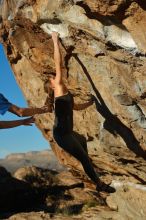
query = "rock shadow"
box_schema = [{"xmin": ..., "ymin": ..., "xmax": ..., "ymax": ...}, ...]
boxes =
[
  {"xmin": 0, "ymin": 166, "xmax": 84, "ymax": 219},
  {"xmin": 76, "ymin": 1, "xmax": 130, "ymax": 30},
  {"xmin": 74, "ymin": 55, "xmax": 146, "ymax": 160},
  {"xmin": 40, "ymin": 183, "xmax": 84, "ymax": 215},
  {"xmin": 0, "ymin": 167, "xmax": 46, "ymax": 218}
]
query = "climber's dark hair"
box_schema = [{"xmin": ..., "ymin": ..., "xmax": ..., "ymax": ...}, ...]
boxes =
[
  {"xmin": 44, "ymin": 80, "xmax": 54, "ymax": 110},
  {"xmin": 44, "ymin": 72, "xmax": 56, "ymax": 92},
  {"xmin": 48, "ymin": 72, "xmax": 56, "ymax": 78}
]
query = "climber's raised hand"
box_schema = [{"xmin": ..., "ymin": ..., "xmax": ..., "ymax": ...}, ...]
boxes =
[{"xmin": 51, "ymin": 32, "xmax": 59, "ymax": 43}]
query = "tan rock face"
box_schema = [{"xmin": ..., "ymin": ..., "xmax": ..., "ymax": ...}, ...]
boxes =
[
  {"xmin": 0, "ymin": 0, "xmax": 146, "ymax": 195},
  {"xmin": 1, "ymin": 0, "xmax": 146, "ymax": 168}
]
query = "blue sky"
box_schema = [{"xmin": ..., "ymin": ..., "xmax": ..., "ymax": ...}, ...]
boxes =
[{"xmin": 0, "ymin": 44, "xmax": 50, "ymax": 158}]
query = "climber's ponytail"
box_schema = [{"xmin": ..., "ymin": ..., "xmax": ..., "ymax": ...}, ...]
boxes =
[{"xmin": 44, "ymin": 80, "xmax": 54, "ymax": 112}]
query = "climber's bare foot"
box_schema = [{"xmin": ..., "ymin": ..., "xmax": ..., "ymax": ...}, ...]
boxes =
[{"xmin": 51, "ymin": 32, "xmax": 59, "ymax": 43}]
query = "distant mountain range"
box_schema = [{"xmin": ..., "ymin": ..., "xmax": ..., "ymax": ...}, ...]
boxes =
[{"xmin": 0, "ymin": 149, "xmax": 65, "ymax": 173}]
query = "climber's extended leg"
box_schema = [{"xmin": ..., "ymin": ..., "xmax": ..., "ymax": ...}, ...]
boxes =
[
  {"xmin": 53, "ymin": 131, "xmax": 99, "ymax": 182},
  {"xmin": 53, "ymin": 131, "xmax": 115, "ymax": 193}
]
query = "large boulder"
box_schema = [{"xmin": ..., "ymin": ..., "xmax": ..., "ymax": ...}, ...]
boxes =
[
  {"xmin": 0, "ymin": 166, "xmax": 43, "ymax": 212},
  {"xmin": 0, "ymin": 0, "xmax": 146, "ymax": 202},
  {"xmin": 1, "ymin": 0, "xmax": 146, "ymax": 166}
]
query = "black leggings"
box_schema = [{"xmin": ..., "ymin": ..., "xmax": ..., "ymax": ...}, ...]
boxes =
[{"xmin": 53, "ymin": 130, "xmax": 99, "ymax": 184}]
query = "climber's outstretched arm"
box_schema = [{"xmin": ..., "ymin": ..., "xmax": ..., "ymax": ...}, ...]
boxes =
[
  {"xmin": 74, "ymin": 94, "xmax": 95, "ymax": 110},
  {"xmin": 74, "ymin": 99, "xmax": 94, "ymax": 111},
  {"xmin": 51, "ymin": 32, "xmax": 62, "ymax": 84},
  {"xmin": 8, "ymin": 104, "xmax": 51, "ymax": 117}
]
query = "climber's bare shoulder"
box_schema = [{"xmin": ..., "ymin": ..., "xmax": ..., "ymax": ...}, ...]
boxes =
[{"xmin": 54, "ymin": 82, "xmax": 68, "ymax": 98}]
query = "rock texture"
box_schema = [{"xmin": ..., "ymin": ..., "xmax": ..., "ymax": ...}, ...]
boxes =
[
  {"xmin": 0, "ymin": 1, "xmax": 146, "ymax": 219},
  {"xmin": 1, "ymin": 164, "xmax": 146, "ymax": 220}
]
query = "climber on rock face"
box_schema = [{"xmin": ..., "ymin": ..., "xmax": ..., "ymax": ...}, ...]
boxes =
[
  {"xmin": 0, "ymin": 93, "xmax": 51, "ymax": 129},
  {"xmin": 45, "ymin": 31, "xmax": 115, "ymax": 193}
]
